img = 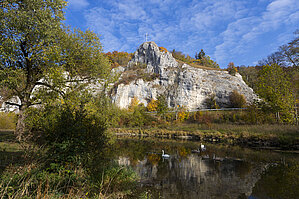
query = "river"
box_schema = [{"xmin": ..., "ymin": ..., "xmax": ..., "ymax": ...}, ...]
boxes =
[{"xmin": 110, "ymin": 137, "xmax": 299, "ymax": 199}]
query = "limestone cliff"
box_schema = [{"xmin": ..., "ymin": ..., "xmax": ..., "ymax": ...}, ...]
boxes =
[{"xmin": 111, "ymin": 41, "xmax": 258, "ymax": 109}]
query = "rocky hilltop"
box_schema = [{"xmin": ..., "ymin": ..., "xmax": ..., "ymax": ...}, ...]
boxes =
[{"xmin": 111, "ymin": 42, "xmax": 257, "ymax": 110}]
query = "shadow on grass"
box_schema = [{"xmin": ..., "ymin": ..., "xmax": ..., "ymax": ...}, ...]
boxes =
[
  {"xmin": 0, "ymin": 130, "xmax": 16, "ymax": 142},
  {"xmin": 0, "ymin": 130, "xmax": 24, "ymax": 175},
  {"xmin": 0, "ymin": 151, "xmax": 24, "ymax": 175}
]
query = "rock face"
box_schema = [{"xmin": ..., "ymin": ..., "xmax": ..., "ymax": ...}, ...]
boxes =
[{"xmin": 111, "ymin": 41, "xmax": 258, "ymax": 109}]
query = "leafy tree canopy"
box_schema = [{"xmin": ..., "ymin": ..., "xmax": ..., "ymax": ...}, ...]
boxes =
[
  {"xmin": 256, "ymin": 64, "xmax": 295, "ymax": 123},
  {"xmin": 0, "ymin": 0, "xmax": 111, "ymax": 140}
]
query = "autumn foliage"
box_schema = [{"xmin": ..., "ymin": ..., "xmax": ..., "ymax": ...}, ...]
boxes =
[
  {"xmin": 159, "ymin": 46, "xmax": 168, "ymax": 53},
  {"xmin": 147, "ymin": 99, "xmax": 158, "ymax": 112},
  {"xmin": 105, "ymin": 51, "xmax": 133, "ymax": 68},
  {"xmin": 128, "ymin": 96, "xmax": 140, "ymax": 111}
]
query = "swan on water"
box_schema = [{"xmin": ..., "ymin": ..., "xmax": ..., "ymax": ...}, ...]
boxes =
[
  {"xmin": 191, "ymin": 143, "xmax": 206, "ymax": 153},
  {"xmin": 213, "ymin": 154, "xmax": 224, "ymax": 161},
  {"xmin": 162, "ymin": 150, "xmax": 170, "ymax": 158},
  {"xmin": 200, "ymin": 143, "xmax": 206, "ymax": 151}
]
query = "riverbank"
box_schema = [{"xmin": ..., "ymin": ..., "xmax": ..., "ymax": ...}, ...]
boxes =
[{"xmin": 110, "ymin": 124, "xmax": 299, "ymax": 150}]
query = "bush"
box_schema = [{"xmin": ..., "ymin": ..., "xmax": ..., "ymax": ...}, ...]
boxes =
[
  {"xmin": 177, "ymin": 106, "xmax": 189, "ymax": 122},
  {"xmin": 205, "ymin": 94, "xmax": 219, "ymax": 109},
  {"xmin": 227, "ymin": 62, "xmax": 238, "ymax": 76},
  {"xmin": 26, "ymin": 102, "xmax": 108, "ymax": 167},
  {"xmin": 229, "ymin": 90, "xmax": 246, "ymax": 108},
  {"xmin": 147, "ymin": 99, "xmax": 158, "ymax": 112}
]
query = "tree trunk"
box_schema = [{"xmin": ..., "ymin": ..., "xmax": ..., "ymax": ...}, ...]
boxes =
[
  {"xmin": 276, "ymin": 112, "xmax": 280, "ymax": 123},
  {"xmin": 15, "ymin": 106, "xmax": 26, "ymax": 142}
]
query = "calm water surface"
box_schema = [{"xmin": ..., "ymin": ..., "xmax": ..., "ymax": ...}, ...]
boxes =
[{"xmin": 111, "ymin": 137, "xmax": 299, "ymax": 199}]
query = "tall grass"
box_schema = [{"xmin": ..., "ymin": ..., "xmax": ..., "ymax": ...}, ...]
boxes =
[
  {"xmin": 0, "ymin": 112, "xmax": 16, "ymax": 130},
  {"xmin": 0, "ymin": 162, "xmax": 138, "ymax": 199}
]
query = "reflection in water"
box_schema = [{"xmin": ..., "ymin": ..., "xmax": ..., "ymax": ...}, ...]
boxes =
[
  {"xmin": 113, "ymin": 138, "xmax": 299, "ymax": 199},
  {"xmin": 251, "ymin": 164, "xmax": 299, "ymax": 199}
]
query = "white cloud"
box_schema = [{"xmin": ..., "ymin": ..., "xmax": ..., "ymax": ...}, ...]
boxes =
[
  {"xmin": 68, "ymin": 0, "xmax": 89, "ymax": 10},
  {"xmin": 214, "ymin": 0, "xmax": 299, "ymax": 66},
  {"xmin": 80, "ymin": 0, "xmax": 298, "ymax": 66},
  {"xmin": 183, "ymin": 0, "xmax": 247, "ymax": 31}
]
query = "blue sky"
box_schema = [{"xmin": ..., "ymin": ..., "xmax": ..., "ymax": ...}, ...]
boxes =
[{"xmin": 65, "ymin": 0, "xmax": 299, "ymax": 68}]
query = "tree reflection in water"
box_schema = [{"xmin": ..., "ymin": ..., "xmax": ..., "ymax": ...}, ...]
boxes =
[
  {"xmin": 113, "ymin": 138, "xmax": 299, "ymax": 199},
  {"xmin": 251, "ymin": 163, "xmax": 299, "ymax": 199}
]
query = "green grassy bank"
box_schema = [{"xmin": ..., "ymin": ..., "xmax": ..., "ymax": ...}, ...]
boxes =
[{"xmin": 110, "ymin": 124, "xmax": 299, "ymax": 150}]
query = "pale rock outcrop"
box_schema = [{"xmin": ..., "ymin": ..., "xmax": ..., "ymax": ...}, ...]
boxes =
[{"xmin": 111, "ymin": 42, "xmax": 258, "ymax": 110}]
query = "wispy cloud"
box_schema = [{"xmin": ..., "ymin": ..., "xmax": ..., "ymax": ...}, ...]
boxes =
[
  {"xmin": 214, "ymin": 0, "xmax": 299, "ymax": 66},
  {"xmin": 77, "ymin": 0, "xmax": 299, "ymax": 67},
  {"xmin": 67, "ymin": 0, "xmax": 89, "ymax": 10}
]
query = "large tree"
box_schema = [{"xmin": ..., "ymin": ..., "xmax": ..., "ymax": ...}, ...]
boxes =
[
  {"xmin": 256, "ymin": 64, "xmax": 295, "ymax": 123},
  {"xmin": 0, "ymin": 0, "xmax": 110, "ymax": 141}
]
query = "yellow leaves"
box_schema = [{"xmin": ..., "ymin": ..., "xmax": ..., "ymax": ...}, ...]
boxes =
[
  {"xmin": 147, "ymin": 99, "xmax": 158, "ymax": 112},
  {"xmin": 177, "ymin": 106, "xmax": 189, "ymax": 122},
  {"xmin": 128, "ymin": 96, "xmax": 140, "ymax": 112},
  {"xmin": 159, "ymin": 46, "xmax": 168, "ymax": 53},
  {"xmin": 105, "ymin": 51, "xmax": 133, "ymax": 68}
]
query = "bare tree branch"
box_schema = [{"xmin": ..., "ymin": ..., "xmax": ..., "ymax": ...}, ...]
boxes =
[{"xmin": 4, "ymin": 101, "xmax": 21, "ymax": 107}]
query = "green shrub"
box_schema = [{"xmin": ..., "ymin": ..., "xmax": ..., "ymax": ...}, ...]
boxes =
[{"xmin": 26, "ymin": 103, "xmax": 108, "ymax": 167}]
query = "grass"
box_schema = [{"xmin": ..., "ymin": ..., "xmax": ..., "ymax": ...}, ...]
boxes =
[
  {"xmin": 0, "ymin": 112, "xmax": 16, "ymax": 130},
  {"xmin": 0, "ymin": 130, "xmax": 24, "ymax": 174},
  {"xmin": 0, "ymin": 130, "xmax": 139, "ymax": 199},
  {"xmin": 111, "ymin": 123, "xmax": 299, "ymax": 149}
]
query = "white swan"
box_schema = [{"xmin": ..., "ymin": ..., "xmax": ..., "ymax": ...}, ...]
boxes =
[
  {"xmin": 213, "ymin": 154, "xmax": 224, "ymax": 161},
  {"xmin": 200, "ymin": 143, "xmax": 206, "ymax": 151},
  {"xmin": 162, "ymin": 150, "xmax": 170, "ymax": 158},
  {"xmin": 192, "ymin": 143, "xmax": 206, "ymax": 153}
]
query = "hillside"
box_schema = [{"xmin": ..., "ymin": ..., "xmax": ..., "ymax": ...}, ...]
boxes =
[{"xmin": 110, "ymin": 42, "xmax": 258, "ymax": 110}]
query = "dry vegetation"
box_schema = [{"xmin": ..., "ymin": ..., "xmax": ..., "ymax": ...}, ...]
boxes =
[{"xmin": 176, "ymin": 59, "xmax": 223, "ymax": 71}]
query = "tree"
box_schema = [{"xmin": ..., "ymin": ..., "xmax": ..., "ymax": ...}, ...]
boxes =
[
  {"xmin": 258, "ymin": 30, "xmax": 298, "ymax": 68},
  {"xmin": 227, "ymin": 62, "xmax": 238, "ymax": 76},
  {"xmin": 194, "ymin": 55, "xmax": 220, "ymax": 69},
  {"xmin": 258, "ymin": 51, "xmax": 285, "ymax": 67},
  {"xmin": 156, "ymin": 95, "xmax": 168, "ymax": 119},
  {"xmin": 105, "ymin": 51, "xmax": 133, "ymax": 68},
  {"xmin": 195, "ymin": 49, "xmax": 205, "ymax": 60},
  {"xmin": 280, "ymin": 30, "xmax": 299, "ymax": 68},
  {"xmin": 237, "ymin": 66, "xmax": 260, "ymax": 91},
  {"xmin": 256, "ymin": 64, "xmax": 295, "ymax": 123},
  {"xmin": 0, "ymin": 0, "xmax": 110, "ymax": 141}
]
